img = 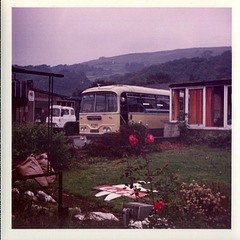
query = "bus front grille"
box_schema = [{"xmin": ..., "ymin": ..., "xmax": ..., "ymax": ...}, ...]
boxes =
[
  {"xmin": 90, "ymin": 129, "xmax": 99, "ymax": 133},
  {"xmin": 87, "ymin": 116, "xmax": 102, "ymax": 121}
]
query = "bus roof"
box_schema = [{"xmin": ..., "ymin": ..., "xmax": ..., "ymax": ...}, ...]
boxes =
[{"xmin": 82, "ymin": 85, "xmax": 169, "ymax": 96}]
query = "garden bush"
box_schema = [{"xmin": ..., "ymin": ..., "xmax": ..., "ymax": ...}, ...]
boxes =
[
  {"xmin": 178, "ymin": 121, "xmax": 204, "ymax": 145},
  {"xmin": 12, "ymin": 123, "xmax": 76, "ymax": 169},
  {"xmin": 180, "ymin": 181, "xmax": 230, "ymax": 228},
  {"xmin": 206, "ymin": 131, "xmax": 231, "ymax": 148},
  {"xmin": 83, "ymin": 123, "xmax": 150, "ymax": 158}
]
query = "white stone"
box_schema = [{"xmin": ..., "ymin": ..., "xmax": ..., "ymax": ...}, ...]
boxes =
[{"xmin": 37, "ymin": 190, "xmax": 56, "ymax": 203}]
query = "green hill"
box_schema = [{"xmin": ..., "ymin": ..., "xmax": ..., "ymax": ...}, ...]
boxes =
[
  {"xmin": 105, "ymin": 50, "xmax": 231, "ymax": 88},
  {"xmin": 13, "ymin": 47, "xmax": 231, "ymax": 96}
]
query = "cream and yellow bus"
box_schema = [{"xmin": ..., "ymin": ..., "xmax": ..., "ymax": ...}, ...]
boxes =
[{"xmin": 79, "ymin": 85, "xmax": 170, "ymax": 140}]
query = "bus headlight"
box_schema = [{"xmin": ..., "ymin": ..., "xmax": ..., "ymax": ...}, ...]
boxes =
[
  {"xmin": 103, "ymin": 127, "xmax": 112, "ymax": 133},
  {"xmin": 81, "ymin": 126, "xmax": 87, "ymax": 132}
]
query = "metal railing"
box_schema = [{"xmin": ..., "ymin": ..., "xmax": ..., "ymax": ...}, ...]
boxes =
[{"xmin": 12, "ymin": 66, "xmax": 65, "ymax": 227}]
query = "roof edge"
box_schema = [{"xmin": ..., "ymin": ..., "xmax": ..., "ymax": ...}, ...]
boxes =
[{"xmin": 169, "ymin": 79, "xmax": 231, "ymax": 88}]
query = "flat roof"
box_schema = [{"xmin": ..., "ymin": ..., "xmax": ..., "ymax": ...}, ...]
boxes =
[
  {"xmin": 12, "ymin": 66, "xmax": 64, "ymax": 78},
  {"xmin": 169, "ymin": 79, "xmax": 231, "ymax": 88}
]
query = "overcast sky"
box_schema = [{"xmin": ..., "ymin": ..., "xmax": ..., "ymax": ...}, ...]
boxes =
[{"xmin": 12, "ymin": 7, "xmax": 232, "ymax": 67}]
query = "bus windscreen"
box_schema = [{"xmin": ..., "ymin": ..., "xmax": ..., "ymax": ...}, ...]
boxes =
[{"xmin": 81, "ymin": 93, "xmax": 117, "ymax": 113}]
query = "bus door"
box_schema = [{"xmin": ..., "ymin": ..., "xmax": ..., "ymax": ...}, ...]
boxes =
[
  {"xmin": 120, "ymin": 92, "xmax": 129, "ymax": 125},
  {"xmin": 126, "ymin": 93, "xmax": 145, "ymax": 124}
]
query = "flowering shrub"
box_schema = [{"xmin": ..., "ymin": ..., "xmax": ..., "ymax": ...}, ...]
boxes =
[
  {"xmin": 121, "ymin": 132, "xmax": 174, "ymax": 229},
  {"xmin": 125, "ymin": 132, "xmax": 161, "ymax": 202},
  {"xmin": 180, "ymin": 181, "xmax": 230, "ymax": 228},
  {"xmin": 83, "ymin": 123, "xmax": 150, "ymax": 158}
]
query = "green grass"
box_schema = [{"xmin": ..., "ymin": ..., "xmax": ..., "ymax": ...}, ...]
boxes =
[
  {"xmin": 60, "ymin": 144, "xmax": 231, "ymax": 214},
  {"xmin": 151, "ymin": 145, "xmax": 231, "ymax": 188}
]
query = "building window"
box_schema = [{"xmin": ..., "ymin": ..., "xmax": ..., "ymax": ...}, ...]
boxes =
[
  {"xmin": 172, "ymin": 89, "xmax": 185, "ymax": 120},
  {"xmin": 188, "ymin": 89, "xmax": 203, "ymax": 125},
  {"xmin": 206, "ymin": 86, "xmax": 224, "ymax": 127},
  {"xmin": 170, "ymin": 82, "xmax": 231, "ymax": 129}
]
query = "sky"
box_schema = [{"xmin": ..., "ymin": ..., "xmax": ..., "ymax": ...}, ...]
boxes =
[{"xmin": 12, "ymin": 7, "xmax": 232, "ymax": 67}]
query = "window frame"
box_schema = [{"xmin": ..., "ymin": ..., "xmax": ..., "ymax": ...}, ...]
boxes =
[{"xmin": 170, "ymin": 84, "xmax": 232, "ymax": 130}]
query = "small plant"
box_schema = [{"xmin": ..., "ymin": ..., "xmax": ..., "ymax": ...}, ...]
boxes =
[
  {"xmin": 180, "ymin": 181, "xmax": 230, "ymax": 228},
  {"xmin": 177, "ymin": 115, "xmax": 204, "ymax": 145},
  {"xmin": 177, "ymin": 114, "xmax": 194, "ymax": 144}
]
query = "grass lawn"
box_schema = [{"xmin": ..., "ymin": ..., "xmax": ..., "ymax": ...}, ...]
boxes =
[{"xmin": 61, "ymin": 144, "xmax": 231, "ymax": 215}]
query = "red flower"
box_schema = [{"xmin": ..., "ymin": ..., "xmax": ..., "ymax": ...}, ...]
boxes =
[
  {"xmin": 129, "ymin": 135, "xmax": 139, "ymax": 147},
  {"xmin": 153, "ymin": 200, "xmax": 165, "ymax": 211},
  {"xmin": 145, "ymin": 134, "xmax": 154, "ymax": 144},
  {"xmin": 159, "ymin": 201, "xmax": 165, "ymax": 207},
  {"xmin": 164, "ymin": 163, "xmax": 168, "ymax": 167}
]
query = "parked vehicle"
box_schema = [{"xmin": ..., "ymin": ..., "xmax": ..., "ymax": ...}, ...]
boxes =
[
  {"xmin": 46, "ymin": 105, "xmax": 78, "ymax": 135},
  {"xmin": 79, "ymin": 85, "xmax": 170, "ymax": 140}
]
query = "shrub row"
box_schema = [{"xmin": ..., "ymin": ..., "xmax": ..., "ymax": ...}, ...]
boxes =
[
  {"xmin": 83, "ymin": 122, "xmax": 231, "ymax": 159},
  {"xmin": 12, "ymin": 123, "xmax": 76, "ymax": 169},
  {"xmin": 178, "ymin": 121, "xmax": 231, "ymax": 148}
]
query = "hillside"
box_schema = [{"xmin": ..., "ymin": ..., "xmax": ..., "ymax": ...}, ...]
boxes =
[
  {"xmin": 84, "ymin": 46, "xmax": 230, "ymax": 65},
  {"xmin": 106, "ymin": 50, "xmax": 232, "ymax": 87},
  {"xmin": 81, "ymin": 46, "xmax": 231, "ymax": 80},
  {"xmin": 13, "ymin": 47, "xmax": 231, "ymax": 96}
]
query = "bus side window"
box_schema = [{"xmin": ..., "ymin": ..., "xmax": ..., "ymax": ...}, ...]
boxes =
[
  {"xmin": 156, "ymin": 96, "xmax": 170, "ymax": 110},
  {"xmin": 127, "ymin": 93, "xmax": 145, "ymax": 113},
  {"xmin": 129, "ymin": 103, "xmax": 143, "ymax": 112},
  {"xmin": 142, "ymin": 94, "xmax": 156, "ymax": 111}
]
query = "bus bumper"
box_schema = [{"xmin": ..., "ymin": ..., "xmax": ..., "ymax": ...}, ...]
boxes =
[{"xmin": 79, "ymin": 133, "xmax": 104, "ymax": 141}]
